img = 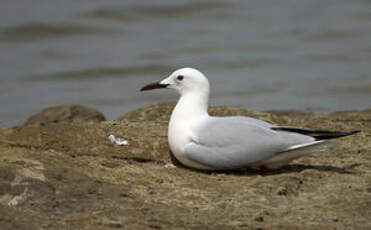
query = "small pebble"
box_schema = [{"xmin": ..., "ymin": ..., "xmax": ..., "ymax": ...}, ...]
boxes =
[
  {"xmin": 102, "ymin": 218, "xmax": 124, "ymax": 228},
  {"xmin": 254, "ymin": 216, "xmax": 264, "ymax": 222},
  {"xmin": 277, "ymin": 187, "xmax": 288, "ymax": 196},
  {"xmin": 163, "ymin": 162, "xmax": 176, "ymax": 169}
]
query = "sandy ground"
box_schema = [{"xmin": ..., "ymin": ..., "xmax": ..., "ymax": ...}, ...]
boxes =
[{"xmin": 0, "ymin": 103, "xmax": 370, "ymax": 229}]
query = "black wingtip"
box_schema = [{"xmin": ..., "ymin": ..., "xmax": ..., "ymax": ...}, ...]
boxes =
[
  {"xmin": 271, "ymin": 127, "xmax": 361, "ymax": 140},
  {"xmin": 325, "ymin": 130, "xmax": 360, "ymax": 140},
  {"xmin": 345, "ymin": 130, "xmax": 361, "ymax": 136}
]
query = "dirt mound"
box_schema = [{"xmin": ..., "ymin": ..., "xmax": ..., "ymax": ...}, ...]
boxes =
[{"xmin": 0, "ymin": 103, "xmax": 370, "ymax": 229}]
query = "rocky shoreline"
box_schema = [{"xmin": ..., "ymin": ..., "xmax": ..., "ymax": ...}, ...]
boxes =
[{"xmin": 0, "ymin": 103, "xmax": 370, "ymax": 229}]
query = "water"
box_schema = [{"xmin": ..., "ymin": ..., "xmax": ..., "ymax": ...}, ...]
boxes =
[{"xmin": 1, "ymin": 0, "xmax": 370, "ymax": 127}]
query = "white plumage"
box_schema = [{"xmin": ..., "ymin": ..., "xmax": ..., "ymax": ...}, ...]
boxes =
[{"xmin": 141, "ymin": 67, "xmax": 357, "ymax": 170}]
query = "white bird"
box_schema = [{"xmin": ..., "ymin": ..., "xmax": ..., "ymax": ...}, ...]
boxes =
[{"xmin": 140, "ymin": 67, "xmax": 359, "ymax": 170}]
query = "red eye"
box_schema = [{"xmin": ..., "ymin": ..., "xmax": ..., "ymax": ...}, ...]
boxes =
[{"xmin": 177, "ymin": 75, "xmax": 184, "ymax": 81}]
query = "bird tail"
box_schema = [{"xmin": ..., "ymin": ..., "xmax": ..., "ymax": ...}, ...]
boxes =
[
  {"xmin": 259, "ymin": 129, "xmax": 359, "ymax": 169},
  {"xmin": 280, "ymin": 140, "xmax": 339, "ymax": 154},
  {"xmin": 259, "ymin": 140, "xmax": 338, "ymax": 169}
]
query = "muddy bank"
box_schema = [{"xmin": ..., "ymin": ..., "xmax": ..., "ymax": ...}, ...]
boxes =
[{"xmin": 0, "ymin": 103, "xmax": 370, "ymax": 229}]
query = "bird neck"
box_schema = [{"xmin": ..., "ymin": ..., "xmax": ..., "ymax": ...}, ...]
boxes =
[{"xmin": 172, "ymin": 91, "xmax": 209, "ymax": 121}]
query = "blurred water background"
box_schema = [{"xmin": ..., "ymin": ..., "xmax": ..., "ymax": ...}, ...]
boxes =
[{"xmin": 1, "ymin": 0, "xmax": 370, "ymax": 127}]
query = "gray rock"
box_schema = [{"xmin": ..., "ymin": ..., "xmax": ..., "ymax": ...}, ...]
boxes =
[{"xmin": 25, "ymin": 104, "xmax": 106, "ymax": 125}]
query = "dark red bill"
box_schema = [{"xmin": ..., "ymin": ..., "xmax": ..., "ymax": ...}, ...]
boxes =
[{"xmin": 140, "ymin": 82, "xmax": 169, "ymax": 91}]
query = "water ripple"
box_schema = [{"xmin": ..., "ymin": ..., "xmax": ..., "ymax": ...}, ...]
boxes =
[
  {"xmin": 84, "ymin": 2, "xmax": 232, "ymax": 22},
  {"xmin": 0, "ymin": 23, "xmax": 116, "ymax": 42},
  {"xmin": 23, "ymin": 64, "xmax": 174, "ymax": 82}
]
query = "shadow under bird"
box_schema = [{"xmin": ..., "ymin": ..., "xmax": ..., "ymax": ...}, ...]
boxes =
[{"xmin": 140, "ymin": 67, "xmax": 359, "ymax": 170}]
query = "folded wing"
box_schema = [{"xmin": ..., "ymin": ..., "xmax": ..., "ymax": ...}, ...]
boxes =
[{"xmin": 184, "ymin": 116, "xmax": 315, "ymax": 169}]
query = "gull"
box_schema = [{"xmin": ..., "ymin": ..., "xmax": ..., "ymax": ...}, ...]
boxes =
[{"xmin": 140, "ymin": 67, "xmax": 359, "ymax": 170}]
